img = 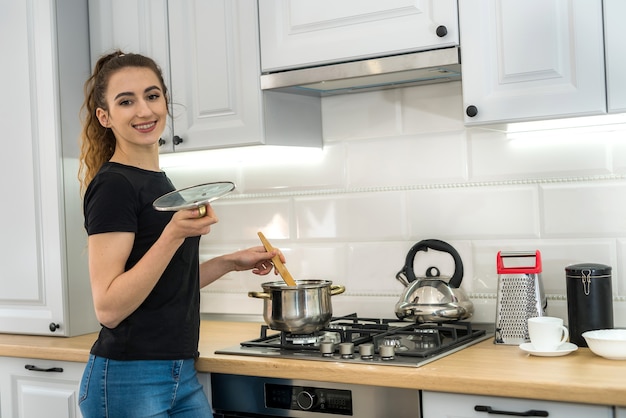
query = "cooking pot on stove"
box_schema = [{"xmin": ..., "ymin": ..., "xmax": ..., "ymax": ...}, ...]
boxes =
[
  {"xmin": 395, "ymin": 239, "xmax": 473, "ymax": 323},
  {"xmin": 248, "ymin": 280, "xmax": 346, "ymax": 334}
]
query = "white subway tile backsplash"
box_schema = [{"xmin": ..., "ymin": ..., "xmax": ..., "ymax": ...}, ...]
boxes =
[
  {"xmin": 610, "ymin": 139, "xmax": 626, "ymax": 175},
  {"xmin": 203, "ymin": 198, "xmax": 291, "ymax": 243},
  {"xmin": 615, "ymin": 239, "xmax": 626, "ymax": 295},
  {"xmin": 240, "ymin": 142, "xmax": 347, "ymax": 192},
  {"xmin": 346, "ymin": 132, "xmax": 467, "ymax": 188},
  {"xmin": 294, "ymin": 192, "xmax": 407, "ymax": 240},
  {"xmin": 284, "ymin": 243, "xmax": 349, "ymax": 284},
  {"xmin": 401, "ymin": 81, "xmax": 465, "ymax": 134},
  {"xmin": 345, "ymin": 242, "xmax": 410, "ymax": 295},
  {"xmin": 406, "ymin": 185, "xmax": 540, "ymax": 239},
  {"xmin": 469, "ymin": 128, "xmax": 611, "ymax": 181},
  {"xmin": 163, "ymin": 156, "xmax": 241, "ymax": 190},
  {"xmin": 542, "ymin": 181, "xmax": 626, "ymax": 237},
  {"xmin": 322, "ymin": 89, "xmax": 401, "ymax": 141},
  {"xmin": 195, "ymin": 82, "xmax": 625, "ymax": 323}
]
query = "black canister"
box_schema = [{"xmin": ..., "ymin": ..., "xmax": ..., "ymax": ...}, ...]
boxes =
[{"xmin": 565, "ymin": 263, "xmax": 614, "ymax": 347}]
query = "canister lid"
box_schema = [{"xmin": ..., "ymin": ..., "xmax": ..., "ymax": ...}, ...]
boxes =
[{"xmin": 565, "ymin": 263, "xmax": 612, "ymax": 278}]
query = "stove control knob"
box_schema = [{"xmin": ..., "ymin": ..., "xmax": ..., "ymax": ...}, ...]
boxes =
[
  {"xmin": 339, "ymin": 342, "xmax": 355, "ymax": 359},
  {"xmin": 379, "ymin": 344, "xmax": 395, "ymax": 360},
  {"xmin": 320, "ymin": 341, "xmax": 335, "ymax": 357},
  {"xmin": 296, "ymin": 390, "xmax": 316, "ymax": 410},
  {"xmin": 359, "ymin": 343, "xmax": 374, "ymax": 360}
]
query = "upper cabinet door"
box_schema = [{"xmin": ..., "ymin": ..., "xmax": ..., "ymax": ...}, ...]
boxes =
[
  {"xmin": 88, "ymin": 0, "xmax": 175, "ymax": 152},
  {"xmin": 259, "ymin": 0, "xmax": 459, "ymax": 72},
  {"xmin": 167, "ymin": 0, "xmax": 265, "ymax": 151},
  {"xmin": 459, "ymin": 0, "xmax": 606, "ymax": 126},
  {"xmin": 0, "ymin": 0, "xmax": 97, "ymax": 336},
  {"xmin": 604, "ymin": 0, "xmax": 626, "ymax": 113}
]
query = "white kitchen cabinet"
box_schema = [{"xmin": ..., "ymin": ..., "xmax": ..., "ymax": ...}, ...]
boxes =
[
  {"xmin": 458, "ymin": 0, "xmax": 606, "ymax": 126},
  {"xmin": 0, "ymin": 356, "xmax": 85, "ymax": 418},
  {"xmin": 616, "ymin": 407, "xmax": 626, "ymax": 418},
  {"xmin": 259, "ymin": 0, "xmax": 459, "ymax": 72},
  {"xmin": 0, "ymin": 0, "xmax": 98, "ymax": 336},
  {"xmin": 422, "ymin": 391, "xmax": 613, "ymax": 418},
  {"xmin": 89, "ymin": 0, "xmax": 321, "ymax": 153},
  {"xmin": 604, "ymin": 0, "xmax": 626, "ymax": 113}
]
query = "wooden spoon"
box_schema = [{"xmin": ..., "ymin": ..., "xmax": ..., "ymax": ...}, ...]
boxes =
[{"xmin": 257, "ymin": 231, "xmax": 297, "ymax": 287}]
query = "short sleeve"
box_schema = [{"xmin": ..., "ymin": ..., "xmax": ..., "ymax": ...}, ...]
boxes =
[{"xmin": 84, "ymin": 171, "xmax": 139, "ymax": 235}]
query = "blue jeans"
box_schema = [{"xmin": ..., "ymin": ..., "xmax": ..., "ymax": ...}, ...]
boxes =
[{"xmin": 79, "ymin": 355, "xmax": 213, "ymax": 418}]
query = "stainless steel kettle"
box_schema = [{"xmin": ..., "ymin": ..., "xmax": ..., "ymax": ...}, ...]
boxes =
[{"xmin": 395, "ymin": 239, "xmax": 474, "ymax": 323}]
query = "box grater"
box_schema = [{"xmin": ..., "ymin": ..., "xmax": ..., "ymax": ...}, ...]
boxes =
[{"xmin": 494, "ymin": 250, "xmax": 547, "ymax": 345}]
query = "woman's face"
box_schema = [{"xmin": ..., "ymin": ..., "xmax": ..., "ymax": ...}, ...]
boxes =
[{"xmin": 96, "ymin": 66, "xmax": 168, "ymax": 150}]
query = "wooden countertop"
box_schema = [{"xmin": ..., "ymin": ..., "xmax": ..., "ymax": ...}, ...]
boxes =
[{"xmin": 1, "ymin": 321, "xmax": 624, "ymax": 407}]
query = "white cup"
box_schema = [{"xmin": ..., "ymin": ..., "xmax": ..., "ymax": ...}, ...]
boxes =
[{"xmin": 528, "ymin": 316, "xmax": 569, "ymax": 351}]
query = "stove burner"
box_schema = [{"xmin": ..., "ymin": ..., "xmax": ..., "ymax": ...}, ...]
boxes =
[
  {"xmin": 381, "ymin": 336, "xmax": 402, "ymax": 347},
  {"xmin": 230, "ymin": 314, "xmax": 490, "ymax": 367},
  {"xmin": 285, "ymin": 333, "xmax": 321, "ymax": 345}
]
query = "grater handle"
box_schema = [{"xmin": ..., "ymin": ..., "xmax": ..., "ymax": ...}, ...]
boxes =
[{"xmin": 497, "ymin": 250, "xmax": 542, "ymax": 274}]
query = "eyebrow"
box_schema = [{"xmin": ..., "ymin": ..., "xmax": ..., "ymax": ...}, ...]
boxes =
[{"xmin": 114, "ymin": 85, "xmax": 162, "ymax": 101}]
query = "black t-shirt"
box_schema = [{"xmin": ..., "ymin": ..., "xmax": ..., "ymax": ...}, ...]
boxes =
[{"xmin": 83, "ymin": 162, "xmax": 201, "ymax": 360}]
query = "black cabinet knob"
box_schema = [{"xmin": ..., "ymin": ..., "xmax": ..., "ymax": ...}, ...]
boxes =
[
  {"xmin": 158, "ymin": 138, "xmax": 166, "ymax": 146},
  {"xmin": 436, "ymin": 25, "xmax": 448, "ymax": 37},
  {"xmin": 466, "ymin": 105, "xmax": 478, "ymax": 117},
  {"xmin": 49, "ymin": 322, "xmax": 60, "ymax": 332},
  {"xmin": 173, "ymin": 135, "xmax": 184, "ymax": 145}
]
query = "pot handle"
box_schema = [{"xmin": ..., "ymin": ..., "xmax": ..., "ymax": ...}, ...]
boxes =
[
  {"xmin": 398, "ymin": 239, "xmax": 464, "ymax": 288},
  {"xmin": 247, "ymin": 291, "xmax": 271, "ymax": 299},
  {"xmin": 330, "ymin": 285, "xmax": 346, "ymax": 296}
]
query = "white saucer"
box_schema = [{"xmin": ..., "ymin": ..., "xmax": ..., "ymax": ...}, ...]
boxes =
[{"xmin": 519, "ymin": 342, "xmax": 578, "ymax": 357}]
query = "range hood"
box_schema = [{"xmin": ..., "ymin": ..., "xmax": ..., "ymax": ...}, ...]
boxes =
[{"xmin": 260, "ymin": 47, "xmax": 461, "ymax": 96}]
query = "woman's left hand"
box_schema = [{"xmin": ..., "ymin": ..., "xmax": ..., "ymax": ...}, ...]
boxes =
[
  {"xmin": 231, "ymin": 245, "xmax": 285, "ymax": 276},
  {"xmin": 199, "ymin": 245, "xmax": 288, "ymax": 288}
]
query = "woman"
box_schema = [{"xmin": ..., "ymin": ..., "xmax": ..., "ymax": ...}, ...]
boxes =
[{"xmin": 77, "ymin": 50, "xmax": 282, "ymax": 417}]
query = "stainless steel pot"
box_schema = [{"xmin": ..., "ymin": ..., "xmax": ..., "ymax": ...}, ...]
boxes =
[
  {"xmin": 248, "ymin": 280, "xmax": 346, "ymax": 334},
  {"xmin": 395, "ymin": 239, "xmax": 474, "ymax": 323}
]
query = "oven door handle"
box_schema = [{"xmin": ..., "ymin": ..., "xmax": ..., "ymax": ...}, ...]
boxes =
[{"xmin": 474, "ymin": 405, "xmax": 549, "ymax": 417}]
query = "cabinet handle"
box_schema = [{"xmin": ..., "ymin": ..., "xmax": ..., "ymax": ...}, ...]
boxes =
[
  {"xmin": 475, "ymin": 405, "xmax": 548, "ymax": 417},
  {"xmin": 49, "ymin": 322, "xmax": 60, "ymax": 332},
  {"xmin": 466, "ymin": 105, "xmax": 478, "ymax": 117},
  {"xmin": 173, "ymin": 135, "xmax": 184, "ymax": 145},
  {"xmin": 25, "ymin": 364, "xmax": 64, "ymax": 373},
  {"xmin": 436, "ymin": 25, "xmax": 448, "ymax": 37},
  {"xmin": 158, "ymin": 138, "xmax": 166, "ymax": 146}
]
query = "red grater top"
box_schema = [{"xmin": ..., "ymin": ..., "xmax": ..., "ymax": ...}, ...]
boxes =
[{"xmin": 496, "ymin": 250, "xmax": 542, "ymax": 274}]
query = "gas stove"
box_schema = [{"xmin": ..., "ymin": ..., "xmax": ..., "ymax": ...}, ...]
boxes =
[{"xmin": 215, "ymin": 314, "xmax": 493, "ymax": 368}]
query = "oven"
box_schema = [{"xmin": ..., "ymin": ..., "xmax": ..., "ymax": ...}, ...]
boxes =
[{"xmin": 211, "ymin": 374, "xmax": 420, "ymax": 418}]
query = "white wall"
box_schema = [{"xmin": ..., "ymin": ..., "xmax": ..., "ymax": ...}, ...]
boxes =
[{"xmin": 164, "ymin": 81, "xmax": 626, "ymax": 327}]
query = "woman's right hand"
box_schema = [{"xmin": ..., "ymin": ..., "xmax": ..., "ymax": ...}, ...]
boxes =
[{"xmin": 166, "ymin": 204, "xmax": 219, "ymax": 240}]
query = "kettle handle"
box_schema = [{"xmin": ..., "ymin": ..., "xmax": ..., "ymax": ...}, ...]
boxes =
[{"xmin": 399, "ymin": 239, "xmax": 464, "ymax": 288}]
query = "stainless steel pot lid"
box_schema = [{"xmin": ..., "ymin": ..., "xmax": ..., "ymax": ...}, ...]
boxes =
[{"xmin": 153, "ymin": 181, "xmax": 235, "ymax": 211}]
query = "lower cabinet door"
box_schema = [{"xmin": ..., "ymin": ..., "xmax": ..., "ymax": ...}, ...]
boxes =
[
  {"xmin": 422, "ymin": 391, "xmax": 613, "ymax": 418},
  {"xmin": 616, "ymin": 407, "xmax": 626, "ymax": 418},
  {"xmin": 0, "ymin": 357, "xmax": 85, "ymax": 418}
]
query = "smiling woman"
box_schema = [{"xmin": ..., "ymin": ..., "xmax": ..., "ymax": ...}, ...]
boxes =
[{"xmin": 76, "ymin": 50, "xmax": 285, "ymax": 418}]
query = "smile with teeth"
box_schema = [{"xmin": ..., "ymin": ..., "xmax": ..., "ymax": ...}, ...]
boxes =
[{"xmin": 134, "ymin": 121, "xmax": 156, "ymax": 131}]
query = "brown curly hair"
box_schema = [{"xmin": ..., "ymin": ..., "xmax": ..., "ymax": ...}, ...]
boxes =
[{"xmin": 78, "ymin": 50, "xmax": 169, "ymax": 195}]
